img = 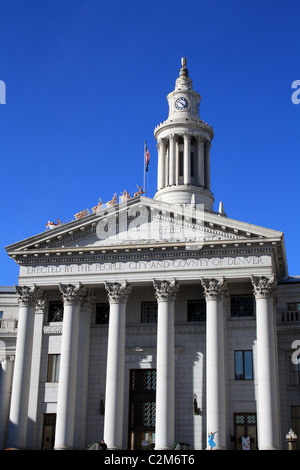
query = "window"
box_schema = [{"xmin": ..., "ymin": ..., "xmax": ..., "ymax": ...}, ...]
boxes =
[
  {"xmin": 287, "ymin": 302, "xmax": 300, "ymax": 311},
  {"xmin": 96, "ymin": 303, "xmax": 109, "ymax": 324},
  {"xmin": 187, "ymin": 299, "xmax": 206, "ymax": 321},
  {"xmin": 48, "ymin": 301, "xmax": 63, "ymax": 322},
  {"xmin": 235, "ymin": 350, "xmax": 253, "ymax": 380},
  {"xmin": 231, "ymin": 295, "xmax": 254, "ymax": 317},
  {"xmin": 287, "ymin": 303, "xmax": 300, "ymax": 321},
  {"xmin": 47, "ymin": 354, "xmax": 60, "ymax": 382},
  {"xmin": 141, "ymin": 301, "xmax": 157, "ymax": 323}
]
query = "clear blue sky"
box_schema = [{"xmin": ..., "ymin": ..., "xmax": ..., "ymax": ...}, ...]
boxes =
[{"xmin": 0, "ymin": 0, "xmax": 299, "ymax": 285}]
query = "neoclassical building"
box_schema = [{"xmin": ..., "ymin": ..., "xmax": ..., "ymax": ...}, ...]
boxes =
[{"xmin": 0, "ymin": 59, "xmax": 299, "ymax": 450}]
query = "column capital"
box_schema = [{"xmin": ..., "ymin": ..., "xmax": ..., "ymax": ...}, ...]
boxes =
[
  {"xmin": 251, "ymin": 275, "xmax": 277, "ymax": 300},
  {"xmin": 80, "ymin": 290, "xmax": 96, "ymax": 311},
  {"xmin": 15, "ymin": 284, "xmax": 41, "ymax": 307},
  {"xmin": 201, "ymin": 277, "xmax": 228, "ymax": 301},
  {"xmin": 35, "ymin": 289, "xmax": 47, "ymax": 313},
  {"xmin": 183, "ymin": 131, "xmax": 192, "ymax": 140},
  {"xmin": 59, "ymin": 283, "xmax": 86, "ymax": 306},
  {"xmin": 105, "ymin": 281, "xmax": 132, "ymax": 304},
  {"xmin": 153, "ymin": 279, "xmax": 179, "ymax": 302}
]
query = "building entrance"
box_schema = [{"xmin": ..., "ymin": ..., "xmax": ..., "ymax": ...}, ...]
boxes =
[{"xmin": 128, "ymin": 369, "xmax": 156, "ymax": 450}]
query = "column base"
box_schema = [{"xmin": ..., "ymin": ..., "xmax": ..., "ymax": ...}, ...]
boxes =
[{"xmin": 54, "ymin": 445, "xmax": 73, "ymax": 450}]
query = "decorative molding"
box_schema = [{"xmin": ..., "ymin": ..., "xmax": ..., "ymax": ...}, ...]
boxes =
[
  {"xmin": 251, "ymin": 275, "xmax": 277, "ymax": 300},
  {"xmin": 59, "ymin": 282, "xmax": 87, "ymax": 306},
  {"xmin": 200, "ymin": 277, "xmax": 228, "ymax": 301},
  {"xmin": 153, "ymin": 279, "xmax": 179, "ymax": 302},
  {"xmin": 15, "ymin": 284, "xmax": 41, "ymax": 307},
  {"xmin": 105, "ymin": 281, "xmax": 132, "ymax": 304}
]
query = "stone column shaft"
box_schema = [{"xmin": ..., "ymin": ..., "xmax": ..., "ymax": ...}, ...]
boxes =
[
  {"xmin": 54, "ymin": 283, "xmax": 85, "ymax": 450},
  {"xmin": 204, "ymin": 141, "xmax": 211, "ymax": 190},
  {"xmin": 197, "ymin": 137, "xmax": 205, "ymax": 187},
  {"xmin": 201, "ymin": 278, "xmax": 228, "ymax": 450},
  {"xmin": 169, "ymin": 135, "xmax": 176, "ymax": 186},
  {"xmin": 153, "ymin": 279, "xmax": 179, "ymax": 450},
  {"xmin": 157, "ymin": 140, "xmax": 166, "ymax": 190},
  {"xmin": 184, "ymin": 133, "xmax": 191, "ymax": 185},
  {"xmin": 104, "ymin": 282, "xmax": 131, "ymax": 450},
  {"xmin": 7, "ymin": 285, "xmax": 40, "ymax": 449},
  {"xmin": 0, "ymin": 356, "xmax": 14, "ymax": 449},
  {"xmin": 252, "ymin": 275, "xmax": 280, "ymax": 450}
]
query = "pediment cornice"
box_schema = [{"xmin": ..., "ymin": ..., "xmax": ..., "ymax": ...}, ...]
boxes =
[{"xmin": 5, "ymin": 196, "xmax": 287, "ymax": 278}]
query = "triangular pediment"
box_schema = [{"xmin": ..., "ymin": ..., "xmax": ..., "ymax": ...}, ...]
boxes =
[{"xmin": 6, "ymin": 195, "xmax": 284, "ymax": 253}]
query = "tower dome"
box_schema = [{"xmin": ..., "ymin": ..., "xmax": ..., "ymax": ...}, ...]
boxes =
[{"xmin": 154, "ymin": 58, "xmax": 214, "ymax": 210}]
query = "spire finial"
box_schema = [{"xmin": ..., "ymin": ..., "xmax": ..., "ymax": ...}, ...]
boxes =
[{"xmin": 179, "ymin": 57, "xmax": 189, "ymax": 77}]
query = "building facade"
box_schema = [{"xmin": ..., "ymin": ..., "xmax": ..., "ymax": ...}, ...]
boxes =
[{"xmin": 0, "ymin": 59, "xmax": 300, "ymax": 450}]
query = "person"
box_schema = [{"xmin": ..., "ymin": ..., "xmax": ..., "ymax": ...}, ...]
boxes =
[
  {"xmin": 208, "ymin": 432, "xmax": 217, "ymax": 449},
  {"xmin": 99, "ymin": 439, "xmax": 107, "ymax": 450}
]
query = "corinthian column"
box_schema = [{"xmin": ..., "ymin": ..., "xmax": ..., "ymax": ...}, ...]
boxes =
[
  {"xmin": 54, "ymin": 283, "xmax": 86, "ymax": 450},
  {"xmin": 104, "ymin": 282, "xmax": 132, "ymax": 449},
  {"xmin": 251, "ymin": 275, "xmax": 280, "ymax": 450},
  {"xmin": 201, "ymin": 278, "xmax": 228, "ymax": 450},
  {"xmin": 7, "ymin": 285, "xmax": 41, "ymax": 449},
  {"xmin": 153, "ymin": 279, "xmax": 179, "ymax": 449}
]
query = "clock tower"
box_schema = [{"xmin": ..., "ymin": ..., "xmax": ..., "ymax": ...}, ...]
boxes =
[{"xmin": 154, "ymin": 58, "xmax": 214, "ymax": 211}]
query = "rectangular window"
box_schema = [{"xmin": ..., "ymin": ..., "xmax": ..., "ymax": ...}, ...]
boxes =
[
  {"xmin": 47, "ymin": 354, "xmax": 60, "ymax": 382},
  {"xmin": 231, "ymin": 295, "xmax": 254, "ymax": 317},
  {"xmin": 187, "ymin": 299, "xmax": 206, "ymax": 321},
  {"xmin": 190, "ymin": 151, "xmax": 194, "ymax": 177},
  {"xmin": 287, "ymin": 302, "xmax": 300, "ymax": 311},
  {"xmin": 48, "ymin": 301, "xmax": 64, "ymax": 322},
  {"xmin": 96, "ymin": 303, "xmax": 109, "ymax": 324},
  {"xmin": 235, "ymin": 350, "xmax": 253, "ymax": 380},
  {"xmin": 141, "ymin": 301, "xmax": 157, "ymax": 323}
]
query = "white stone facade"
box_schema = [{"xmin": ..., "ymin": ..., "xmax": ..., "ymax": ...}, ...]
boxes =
[{"xmin": 0, "ymin": 60, "xmax": 299, "ymax": 450}]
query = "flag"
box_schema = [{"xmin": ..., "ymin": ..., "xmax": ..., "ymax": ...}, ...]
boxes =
[{"xmin": 144, "ymin": 141, "xmax": 150, "ymax": 172}]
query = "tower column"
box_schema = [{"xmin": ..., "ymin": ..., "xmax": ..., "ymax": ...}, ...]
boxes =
[
  {"xmin": 201, "ymin": 278, "xmax": 228, "ymax": 450},
  {"xmin": 157, "ymin": 139, "xmax": 166, "ymax": 190},
  {"xmin": 251, "ymin": 275, "xmax": 280, "ymax": 450},
  {"xmin": 104, "ymin": 281, "xmax": 132, "ymax": 449},
  {"xmin": 153, "ymin": 279, "xmax": 179, "ymax": 450},
  {"xmin": 54, "ymin": 283, "xmax": 86, "ymax": 450},
  {"xmin": 183, "ymin": 132, "xmax": 191, "ymax": 185},
  {"xmin": 204, "ymin": 141, "xmax": 211, "ymax": 190},
  {"xmin": 7, "ymin": 285, "xmax": 41, "ymax": 449},
  {"xmin": 196, "ymin": 136, "xmax": 205, "ymax": 187},
  {"xmin": 169, "ymin": 134, "xmax": 176, "ymax": 186}
]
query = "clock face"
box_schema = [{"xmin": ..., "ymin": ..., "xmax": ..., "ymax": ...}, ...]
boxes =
[{"xmin": 175, "ymin": 97, "xmax": 189, "ymax": 110}]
